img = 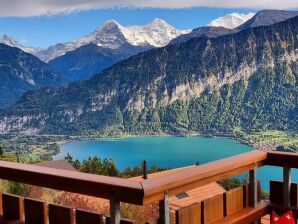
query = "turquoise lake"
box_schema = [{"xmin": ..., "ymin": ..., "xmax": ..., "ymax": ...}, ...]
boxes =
[{"xmin": 54, "ymin": 136, "xmax": 298, "ymax": 191}]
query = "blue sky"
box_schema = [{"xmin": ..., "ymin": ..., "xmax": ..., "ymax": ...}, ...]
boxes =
[{"xmin": 0, "ymin": 7, "xmax": 257, "ymax": 48}]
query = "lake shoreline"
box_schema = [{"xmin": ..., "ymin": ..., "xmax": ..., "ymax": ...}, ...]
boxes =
[{"xmin": 54, "ymin": 132, "xmax": 255, "ymax": 159}]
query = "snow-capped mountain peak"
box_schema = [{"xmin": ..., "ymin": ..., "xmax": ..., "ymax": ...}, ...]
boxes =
[
  {"xmin": 0, "ymin": 34, "xmax": 19, "ymax": 46},
  {"xmin": 37, "ymin": 18, "xmax": 191, "ymax": 62},
  {"xmin": 0, "ymin": 34, "xmax": 42, "ymax": 55},
  {"xmin": 207, "ymin": 13, "xmax": 255, "ymax": 29},
  {"xmin": 96, "ymin": 19, "xmax": 123, "ymax": 31}
]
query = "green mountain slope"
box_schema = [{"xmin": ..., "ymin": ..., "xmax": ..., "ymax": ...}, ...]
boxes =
[{"xmin": 0, "ymin": 16, "xmax": 297, "ymax": 135}]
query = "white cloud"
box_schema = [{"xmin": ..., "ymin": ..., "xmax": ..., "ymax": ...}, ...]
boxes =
[{"xmin": 0, "ymin": 0, "xmax": 297, "ymax": 17}]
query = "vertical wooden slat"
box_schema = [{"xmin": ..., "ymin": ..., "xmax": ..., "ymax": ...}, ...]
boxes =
[
  {"xmin": 175, "ymin": 203, "xmax": 201, "ymax": 224},
  {"xmin": 243, "ymin": 185, "xmax": 248, "ymax": 208},
  {"xmin": 75, "ymin": 209, "xmax": 103, "ymax": 224},
  {"xmin": 0, "ymin": 192, "xmax": 3, "ymax": 217},
  {"xmin": 202, "ymin": 194, "xmax": 224, "ymax": 224},
  {"xmin": 24, "ymin": 198, "xmax": 47, "ymax": 224},
  {"xmin": 225, "ymin": 186, "xmax": 244, "ymax": 216},
  {"xmin": 48, "ymin": 204, "xmax": 74, "ymax": 224},
  {"xmin": 270, "ymin": 180, "xmax": 298, "ymax": 206},
  {"xmin": 110, "ymin": 196, "xmax": 121, "ymax": 224},
  {"xmin": 159, "ymin": 191, "xmax": 170, "ymax": 224},
  {"xmin": 105, "ymin": 217, "xmax": 134, "ymax": 224},
  {"xmin": 283, "ymin": 163, "xmax": 291, "ymax": 207},
  {"xmin": 2, "ymin": 193, "xmax": 24, "ymax": 221}
]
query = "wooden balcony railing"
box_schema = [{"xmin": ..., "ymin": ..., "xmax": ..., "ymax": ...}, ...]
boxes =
[{"xmin": 0, "ymin": 150, "xmax": 297, "ymax": 224}]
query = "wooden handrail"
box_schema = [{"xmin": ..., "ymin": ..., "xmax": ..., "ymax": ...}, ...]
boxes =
[
  {"xmin": 0, "ymin": 160, "xmax": 144, "ymax": 205},
  {"xmin": 141, "ymin": 150, "xmax": 267, "ymax": 204},
  {"xmin": 266, "ymin": 151, "xmax": 298, "ymax": 168},
  {"xmin": 1, "ymin": 150, "xmax": 298, "ymax": 206}
]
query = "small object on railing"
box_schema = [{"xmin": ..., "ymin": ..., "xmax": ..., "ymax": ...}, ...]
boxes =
[{"xmin": 142, "ymin": 160, "xmax": 148, "ymax": 180}]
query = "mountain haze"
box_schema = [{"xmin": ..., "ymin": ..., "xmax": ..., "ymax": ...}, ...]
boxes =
[{"xmin": 0, "ymin": 15, "xmax": 297, "ymax": 135}]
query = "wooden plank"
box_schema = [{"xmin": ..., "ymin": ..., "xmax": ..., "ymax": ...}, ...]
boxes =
[
  {"xmin": 105, "ymin": 217, "xmax": 134, "ymax": 224},
  {"xmin": 48, "ymin": 204, "xmax": 74, "ymax": 224},
  {"xmin": 2, "ymin": 193, "xmax": 24, "ymax": 221},
  {"xmin": 213, "ymin": 200, "xmax": 269, "ymax": 224},
  {"xmin": 0, "ymin": 161, "xmax": 144, "ymax": 205},
  {"xmin": 266, "ymin": 151, "xmax": 298, "ymax": 168},
  {"xmin": 225, "ymin": 187, "xmax": 244, "ymax": 216},
  {"xmin": 75, "ymin": 209, "xmax": 103, "ymax": 224},
  {"xmin": 24, "ymin": 198, "xmax": 47, "ymax": 224},
  {"xmin": 270, "ymin": 180, "xmax": 298, "ymax": 206},
  {"xmin": 142, "ymin": 151, "xmax": 267, "ymax": 204},
  {"xmin": 202, "ymin": 194, "xmax": 224, "ymax": 224},
  {"xmin": 175, "ymin": 203, "xmax": 201, "ymax": 224}
]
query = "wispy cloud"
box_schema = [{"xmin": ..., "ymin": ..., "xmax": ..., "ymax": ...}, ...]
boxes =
[{"xmin": 0, "ymin": 0, "xmax": 298, "ymax": 17}]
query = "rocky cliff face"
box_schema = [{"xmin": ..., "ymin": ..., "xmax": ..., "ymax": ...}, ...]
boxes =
[
  {"xmin": 0, "ymin": 43, "xmax": 67, "ymax": 109},
  {"xmin": 0, "ymin": 16, "xmax": 297, "ymax": 135}
]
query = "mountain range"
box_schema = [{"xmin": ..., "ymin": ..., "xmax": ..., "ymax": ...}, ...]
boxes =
[
  {"xmin": 0, "ymin": 14, "xmax": 297, "ymax": 135},
  {"xmin": 0, "ymin": 43, "xmax": 66, "ymax": 109},
  {"xmin": 0, "ymin": 15, "xmax": 253, "ymax": 82},
  {"xmin": 47, "ymin": 18, "xmax": 190, "ymax": 81}
]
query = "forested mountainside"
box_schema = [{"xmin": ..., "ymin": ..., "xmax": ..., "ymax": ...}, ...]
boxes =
[
  {"xmin": 0, "ymin": 44, "xmax": 66, "ymax": 109},
  {"xmin": 0, "ymin": 16, "xmax": 297, "ymax": 135}
]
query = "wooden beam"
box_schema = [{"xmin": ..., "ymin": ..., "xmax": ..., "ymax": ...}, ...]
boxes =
[
  {"xmin": 283, "ymin": 163, "xmax": 291, "ymax": 207},
  {"xmin": 142, "ymin": 151, "xmax": 266, "ymax": 204},
  {"xmin": 249, "ymin": 166, "xmax": 257, "ymax": 208},
  {"xmin": 110, "ymin": 196, "xmax": 121, "ymax": 224},
  {"xmin": 213, "ymin": 200, "xmax": 269, "ymax": 224},
  {"xmin": 159, "ymin": 191, "xmax": 170, "ymax": 224},
  {"xmin": 0, "ymin": 160, "xmax": 144, "ymax": 205},
  {"xmin": 249, "ymin": 165, "xmax": 258, "ymax": 224},
  {"xmin": 266, "ymin": 151, "xmax": 298, "ymax": 168}
]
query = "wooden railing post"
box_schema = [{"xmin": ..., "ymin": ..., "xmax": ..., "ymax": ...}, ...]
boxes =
[
  {"xmin": 249, "ymin": 164, "xmax": 258, "ymax": 224},
  {"xmin": 110, "ymin": 196, "xmax": 120, "ymax": 224},
  {"xmin": 249, "ymin": 164, "xmax": 257, "ymax": 207},
  {"xmin": 283, "ymin": 163, "xmax": 291, "ymax": 207},
  {"xmin": 159, "ymin": 191, "xmax": 169, "ymax": 224}
]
